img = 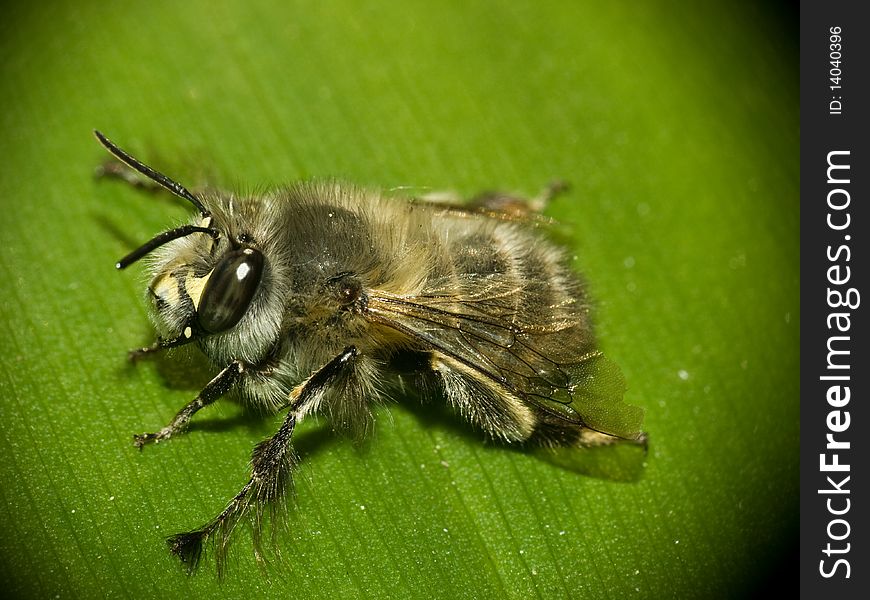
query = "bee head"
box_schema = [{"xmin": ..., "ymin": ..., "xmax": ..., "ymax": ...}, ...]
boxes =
[
  {"xmin": 95, "ymin": 131, "xmax": 266, "ymax": 344},
  {"xmin": 147, "ymin": 240, "xmax": 266, "ymax": 338}
]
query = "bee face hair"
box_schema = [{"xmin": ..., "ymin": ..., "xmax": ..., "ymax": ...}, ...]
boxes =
[{"xmin": 94, "ymin": 131, "xmax": 646, "ymax": 576}]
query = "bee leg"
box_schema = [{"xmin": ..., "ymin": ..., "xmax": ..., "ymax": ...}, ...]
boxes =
[
  {"xmin": 127, "ymin": 331, "xmax": 197, "ymax": 362},
  {"xmin": 469, "ymin": 180, "xmax": 569, "ymax": 216},
  {"xmin": 166, "ymin": 345, "xmax": 359, "ymax": 576},
  {"xmin": 430, "ymin": 353, "xmax": 537, "ymax": 443},
  {"xmin": 133, "ymin": 359, "xmax": 246, "ymax": 449},
  {"xmin": 95, "ymin": 159, "xmax": 165, "ymax": 193}
]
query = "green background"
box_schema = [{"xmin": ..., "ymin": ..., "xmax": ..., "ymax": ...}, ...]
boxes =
[{"xmin": 0, "ymin": 1, "xmax": 798, "ymax": 598}]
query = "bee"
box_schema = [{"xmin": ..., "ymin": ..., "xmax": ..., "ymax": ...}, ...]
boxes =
[{"xmin": 94, "ymin": 131, "xmax": 646, "ymax": 575}]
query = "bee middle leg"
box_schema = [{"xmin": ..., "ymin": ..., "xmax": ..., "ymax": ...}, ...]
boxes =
[{"xmin": 166, "ymin": 345, "xmax": 359, "ymax": 575}]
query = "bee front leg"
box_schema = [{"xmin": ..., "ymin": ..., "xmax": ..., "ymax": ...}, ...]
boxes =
[
  {"xmin": 133, "ymin": 359, "xmax": 246, "ymax": 448},
  {"xmin": 95, "ymin": 159, "xmax": 165, "ymax": 193},
  {"xmin": 127, "ymin": 330, "xmax": 197, "ymax": 362},
  {"xmin": 166, "ymin": 345, "xmax": 359, "ymax": 576}
]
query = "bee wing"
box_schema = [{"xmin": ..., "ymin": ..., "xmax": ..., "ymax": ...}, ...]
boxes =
[{"xmin": 367, "ymin": 280, "xmax": 645, "ymax": 441}]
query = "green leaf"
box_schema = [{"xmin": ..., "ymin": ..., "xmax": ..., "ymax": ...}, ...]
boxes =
[{"xmin": 0, "ymin": 1, "xmax": 798, "ymax": 598}]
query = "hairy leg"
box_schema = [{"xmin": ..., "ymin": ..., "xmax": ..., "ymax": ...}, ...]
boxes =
[
  {"xmin": 414, "ymin": 181, "xmax": 569, "ymax": 221},
  {"xmin": 167, "ymin": 346, "xmax": 359, "ymax": 576}
]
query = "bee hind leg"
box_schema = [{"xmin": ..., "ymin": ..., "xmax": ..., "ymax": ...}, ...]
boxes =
[
  {"xmin": 166, "ymin": 346, "xmax": 359, "ymax": 576},
  {"xmin": 468, "ymin": 180, "xmax": 569, "ymax": 216},
  {"xmin": 415, "ymin": 181, "xmax": 568, "ymax": 219}
]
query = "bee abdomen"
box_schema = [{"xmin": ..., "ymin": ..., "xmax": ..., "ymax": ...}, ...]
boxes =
[{"xmin": 444, "ymin": 224, "xmax": 583, "ymax": 329}]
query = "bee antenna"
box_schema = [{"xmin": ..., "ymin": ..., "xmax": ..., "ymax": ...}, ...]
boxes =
[
  {"xmin": 93, "ymin": 130, "xmax": 210, "ymax": 217},
  {"xmin": 115, "ymin": 224, "xmax": 219, "ymax": 270}
]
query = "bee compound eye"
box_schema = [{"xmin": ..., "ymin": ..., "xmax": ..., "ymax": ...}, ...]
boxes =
[{"xmin": 197, "ymin": 248, "xmax": 265, "ymax": 334}]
